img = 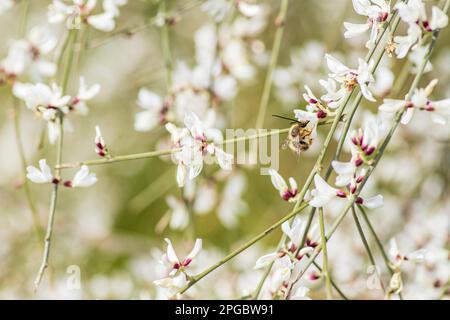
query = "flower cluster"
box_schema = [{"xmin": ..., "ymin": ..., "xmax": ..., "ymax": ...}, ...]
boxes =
[
  {"xmin": 379, "ymin": 79, "xmax": 450, "ymax": 125},
  {"xmin": 394, "ymin": 0, "xmax": 448, "ymax": 58},
  {"xmin": 13, "ymin": 78, "xmax": 100, "ymax": 144},
  {"xmin": 167, "ymin": 111, "xmax": 233, "ymax": 188},
  {"xmin": 27, "ymin": 159, "xmax": 97, "ymax": 188},
  {"xmin": 48, "ymin": 0, "xmax": 127, "ymax": 31},
  {"xmin": 254, "ymin": 217, "xmax": 318, "ymax": 299},
  {"xmin": 344, "ymin": 0, "xmax": 391, "ymax": 48},
  {"xmin": 0, "ymin": 26, "xmax": 57, "ymax": 83}
]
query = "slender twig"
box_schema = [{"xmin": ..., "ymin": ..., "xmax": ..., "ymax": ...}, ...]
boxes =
[
  {"xmin": 255, "ymin": 0, "xmax": 289, "ymax": 129},
  {"xmin": 56, "ymin": 118, "xmax": 338, "ymax": 170},
  {"xmin": 319, "ymin": 208, "xmax": 332, "ymax": 299},
  {"xmin": 34, "ymin": 28, "xmax": 79, "ymax": 291},
  {"xmin": 351, "ymin": 206, "xmax": 386, "ymax": 293},
  {"xmin": 160, "ymin": 0, "xmax": 173, "ymax": 90}
]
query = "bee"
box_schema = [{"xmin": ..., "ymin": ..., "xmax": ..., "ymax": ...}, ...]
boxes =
[{"xmin": 272, "ymin": 115, "xmax": 316, "ymax": 155}]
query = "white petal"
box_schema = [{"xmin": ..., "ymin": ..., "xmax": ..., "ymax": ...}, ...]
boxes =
[
  {"xmin": 363, "ymin": 194, "xmax": 384, "ymax": 209},
  {"xmin": 164, "ymin": 238, "xmax": 179, "ymax": 264},
  {"xmin": 254, "ymin": 252, "xmax": 278, "ymax": 269},
  {"xmin": 186, "ymin": 238, "xmax": 202, "ymax": 260}
]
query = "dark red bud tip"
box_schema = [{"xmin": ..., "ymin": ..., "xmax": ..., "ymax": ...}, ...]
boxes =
[
  {"xmin": 355, "ymin": 197, "xmax": 364, "ymax": 205},
  {"xmin": 350, "ymin": 185, "xmax": 357, "ymax": 194},
  {"xmin": 316, "ymin": 110, "xmax": 327, "ymax": 118},
  {"xmin": 336, "ymin": 190, "xmax": 347, "ymax": 198},
  {"xmin": 173, "ymin": 263, "xmax": 180, "ymax": 270},
  {"xmin": 365, "ymin": 146, "xmax": 375, "ymax": 156},
  {"xmin": 405, "ymin": 101, "xmax": 414, "ymax": 108},
  {"xmin": 63, "ymin": 181, "xmax": 73, "ymax": 188},
  {"xmin": 309, "ymin": 273, "xmax": 320, "ymax": 281},
  {"xmin": 379, "ymin": 12, "xmax": 388, "ymax": 22},
  {"xmin": 97, "ymin": 150, "xmax": 106, "ymax": 157},
  {"xmin": 309, "ymin": 98, "xmax": 318, "ymax": 104},
  {"xmin": 52, "ymin": 178, "xmax": 60, "ymax": 185},
  {"xmin": 289, "ymin": 244, "xmax": 297, "ymax": 253},
  {"xmin": 356, "ymin": 175, "xmax": 364, "ymax": 183},
  {"xmin": 355, "ymin": 158, "xmax": 363, "ymax": 167}
]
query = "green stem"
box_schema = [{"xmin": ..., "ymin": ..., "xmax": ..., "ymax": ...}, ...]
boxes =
[
  {"xmin": 351, "ymin": 206, "xmax": 386, "ymax": 293},
  {"xmin": 319, "ymin": 208, "xmax": 332, "ymax": 299},
  {"xmin": 255, "ymin": 0, "xmax": 289, "ymax": 129},
  {"xmin": 34, "ymin": 28, "xmax": 79, "ymax": 291},
  {"xmin": 160, "ymin": 0, "xmax": 173, "ymax": 90}
]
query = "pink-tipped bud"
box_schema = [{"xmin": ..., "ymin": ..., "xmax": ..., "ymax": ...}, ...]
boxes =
[
  {"xmin": 52, "ymin": 178, "xmax": 60, "ymax": 185},
  {"xmin": 63, "ymin": 181, "xmax": 73, "ymax": 188},
  {"xmin": 356, "ymin": 175, "xmax": 364, "ymax": 184},
  {"xmin": 316, "ymin": 110, "xmax": 327, "ymax": 118},
  {"xmin": 355, "ymin": 158, "xmax": 363, "ymax": 167},
  {"xmin": 355, "ymin": 197, "xmax": 364, "ymax": 205},
  {"xmin": 365, "ymin": 146, "xmax": 375, "ymax": 156},
  {"xmin": 309, "ymin": 98, "xmax": 318, "ymax": 104},
  {"xmin": 336, "ymin": 190, "xmax": 347, "ymax": 198},
  {"xmin": 350, "ymin": 184, "xmax": 357, "ymax": 194}
]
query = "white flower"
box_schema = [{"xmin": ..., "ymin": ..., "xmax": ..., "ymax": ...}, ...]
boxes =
[
  {"xmin": 332, "ymin": 160, "xmax": 357, "ymax": 187},
  {"xmin": 71, "ymin": 77, "xmax": 100, "ymax": 115},
  {"xmin": 325, "ymin": 54, "xmax": 376, "ymax": 101},
  {"xmin": 173, "ymin": 111, "xmax": 233, "ymax": 187},
  {"xmin": 379, "ymin": 79, "xmax": 449, "ymax": 124},
  {"xmin": 1, "ymin": 26, "xmax": 57, "ymax": 79},
  {"xmin": 394, "ymin": 23, "xmax": 422, "ymax": 59},
  {"xmin": 358, "ymin": 194, "xmax": 384, "ymax": 208},
  {"xmin": 429, "ymin": 6, "xmax": 449, "ymax": 30},
  {"xmin": 134, "ymin": 89, "xmax": 165, "ymax": 132},
  {"xmin": 268, "ymin": 169, "xmax": 298, "ymax": 202},
  {"xmin": 201, "ymin": 0, "xmax": 232, "ymax": 22},
  {"xmin": 159, "ymin": 238, "xmax": 202, "ymax": 277},
  {"xmin": 70, "ymin": 165, "xmax": 98, "ymax": 188},
  {"xmin": 13, "ymin": 82, "xmax": 70, "ymax": 113},
  {"xmin": 389, "ymin": 238, "xmax": 426, "ymax": 269},
  {"xmin": 319, "ymin": 78, "xmax": 347, "ymax": 109},
  {"xmin": 26, "ymin": 159, "xmax": 54, "ymax": 184},
  {"xmin": 269, "ymin": 256, "xmax": 294, "ymax": 292},
  {"xmin": 344, "ymin": 0, "xmax": 390, "ymax": 48},
  {"xmin": 309, "ymin": 174, "xmax": 341, "ymax": 208},
  {"xmin": 87, "ymin": 11, "xmax": 116, "ymax": 32},
  {"xmin": 48, "ymin": 0, "xmax": 124, "ymax": 31}
]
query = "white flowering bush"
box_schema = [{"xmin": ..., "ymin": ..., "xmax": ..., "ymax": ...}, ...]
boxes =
[{"xmin": 0, "ymin": 0, "xmax": 449, "ymax": 300}]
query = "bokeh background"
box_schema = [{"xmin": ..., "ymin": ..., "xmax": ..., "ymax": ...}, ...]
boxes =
[{"xmin": 0, "ymin": 0, "xmax": 449, "ymax": 299}]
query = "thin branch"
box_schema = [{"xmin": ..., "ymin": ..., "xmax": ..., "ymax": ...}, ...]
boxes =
[
  {"xmin": 255, "ymin": 0, "xmax": 289, "ymax": 129},
  {"xmin": 34, "ymin": 28, "xmax": 79, "ymax": 291}
]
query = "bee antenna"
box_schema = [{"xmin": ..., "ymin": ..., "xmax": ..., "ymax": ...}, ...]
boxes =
[{"xmin": 271, "ymin": 114, "xmax": 300, "ymax": 123}]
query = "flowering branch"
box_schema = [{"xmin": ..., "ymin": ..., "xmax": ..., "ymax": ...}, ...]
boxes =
[
  {"xmin": 287, "ymin": 7, "xmax": 449, "ymax": 287},
  {"xmin": 34, "ymin": 28, "xmax": 79, "ymax": 290},
  {"xmin": 254, "ymin": 1, "xmax": 404, "ymax": 297}
]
